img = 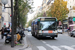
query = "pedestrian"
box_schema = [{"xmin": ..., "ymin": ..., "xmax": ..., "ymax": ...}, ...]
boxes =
[
  {"xmin": 68, "ymin": 27, "xmax": 71, "ymax": 31},
  {"xmin": 0, "ymin": 27, "xmax": 4, "ymax": 39},
  {"xmin": 16, "ymin": 26, "xmax": 23, "ymax": 43},
  {"xmin": 4, "ymin": 27, "xmax": 10, "ymax": 38},
  {"xmin": 67, "ymin": 27, "xmax": 71, "ymax": 35}
]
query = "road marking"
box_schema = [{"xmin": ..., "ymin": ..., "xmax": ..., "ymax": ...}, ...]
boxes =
[
  {"xmin": 25, "ymin": 48, "xmax": 32, "ymax": 50},
  {"xmin": 71, "ymin": 45, "xmax": 75, "ymax": 48},
  {"xmin": 61, "ymin": 45, "xmax": 75, "ymax": 50},
  {"xmin": 27, "ymin": 33, "xmax": 32, "ymax": 35},
  {"xmin": 46, "ymin": 44, "xmax": 61, "ymax": 50},
  {"xmin": 37, "ymin": 46, "xmax": 46, "ymax": 50},
  {"xmin": 40, "ymin": 40, "xmax": 46, "ymax": 44},
  {"xmin": 0, "ymin": 44, "xmax": 3, "ymax": 46},
  {"xmin": 63, "ymin": 34, "xmax": 69, "ymax": 36}
]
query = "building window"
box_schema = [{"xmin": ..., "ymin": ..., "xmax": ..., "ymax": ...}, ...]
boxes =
[
  {"xmin": 70, "ymin": 6, "xmax": 71, "ymax": 9},
  {"xmin": 47, "ymin": 0, "xmax": 51, "ymax": 5},
  {"xmin": 44, "ymin": 0, "xmax": 46, "ymax": 3},
  {"xmin": 2, "ymin": 6, "xmax": 5, "ymax": 12}
]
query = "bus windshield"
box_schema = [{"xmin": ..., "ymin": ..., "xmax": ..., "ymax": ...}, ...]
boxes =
[{"xmin": 39, "ymin": 21, "xmax": 56, "ymax": 30}]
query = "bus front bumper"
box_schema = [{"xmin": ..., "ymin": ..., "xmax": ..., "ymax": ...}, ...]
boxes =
[{"xmin": 38, "ymin": 33, "xmax": 58, "ymax": 37}]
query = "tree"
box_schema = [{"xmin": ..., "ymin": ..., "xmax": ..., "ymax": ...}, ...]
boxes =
[
  {"xmin": 13, "ymin": 0, "xmax": 33, "ymax": 34},
  {"xmin": 32, "ymin": 12, "xmax": 44, "ymax": 20},
  {"xmin": 37, "ymin": 13, "xmax": 43, "ymax": 17},
  {"xmin": 18, "ymin": 0, "xmax": 33, "ymax": 27},
  {"xmin": 27, "ymin": 20, "xmax": 32, "ymax": 27},
  {"xmin": 46, "ymin": 0, "xmax": 69, "ymax": 21},
  {"xmin": 14, "ymin": 0, "xmax": 19, "ymax": 34},
  {"xmin": 14, "ymin": 0, "xmax": 33, "ymax": 27}
]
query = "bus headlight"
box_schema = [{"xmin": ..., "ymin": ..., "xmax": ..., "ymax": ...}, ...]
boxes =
[
  {"xmin": 53, "ymin": 31, "xmax": 57, "ymax": 33},
  {"xmin": 39, "ymin": 30, "xmax": 42, "ymax": 33}
]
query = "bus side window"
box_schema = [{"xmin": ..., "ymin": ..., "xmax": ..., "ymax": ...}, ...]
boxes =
[
  {"xmin": 37, "ymin": 21, "xmax": 39, "ymax": 25},
  {"xmin": 37, "ymin": 21, "xmax": 40, "ymax": 30}
]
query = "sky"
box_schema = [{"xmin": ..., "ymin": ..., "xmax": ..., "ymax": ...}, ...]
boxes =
[{"xmin": 27, "ymin": 0, "xmax": 43, "ymax": 22}]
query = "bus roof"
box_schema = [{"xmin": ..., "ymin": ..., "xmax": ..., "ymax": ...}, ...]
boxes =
[
  {"xmin": 32, "ymin": 17, "xmax": 57, "ymax": 22},
  {"xmin": 37, "ymin": 17, "xmax": 57, "ymax": 19}
]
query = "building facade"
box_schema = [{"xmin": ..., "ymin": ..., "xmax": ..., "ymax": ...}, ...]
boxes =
[
  {"xmin": 42, "ymin": 0, "xmax": 54, "ymax": 12},
  {"xmin": 33, "ymin": 6, "xmax": 43, "ymax": 18},
  {"xmin": 2, "ymin": 0, "xmax": 11, "ymax": 27},
  {"xmin": 66, "ymin": 0, "xmax": 75, "ymax": 10},
  {"xmin": 66, "ymin": 0, "xmax": 75, "ymax": 30},
  {"xmin": 0, "ymin": 0, "xmax": 2, "ymax": 29}
]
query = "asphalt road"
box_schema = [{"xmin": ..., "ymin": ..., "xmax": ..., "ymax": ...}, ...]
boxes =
[{"xmin": 25, "ymin": 31, "xmax": 75, "ymax": 50}]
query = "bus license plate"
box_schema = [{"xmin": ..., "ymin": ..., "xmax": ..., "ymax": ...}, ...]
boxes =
[{"xmin": 46, "ymin": 36, "xmax": 50, "ymax": 37}]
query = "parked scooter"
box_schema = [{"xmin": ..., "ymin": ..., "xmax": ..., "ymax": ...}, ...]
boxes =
[
  {"xmin": 4, "ymin": 28, "xmax": 11, "ymax": 44},
  {"xmin": 5, "ymin": 33, "xmax": 11, "ymax": 44},
  {"xmin": 5, "ymin": 32, "xmax": 22, "ymax": 44},
  {"xmin": 4, "ymin": 27, "xmax": 25, "ymax": 44}
]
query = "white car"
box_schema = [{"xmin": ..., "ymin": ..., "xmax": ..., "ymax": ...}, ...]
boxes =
[
  {"xmin": 27, "ymin": 27, "xmax": 31, "ymax": 32},
  {"xmin": 57, "ymin": 29, "xmax": 62, "ymax": 34},
  {"xmin": 25, "ymin": 28, "xmax": 28, "ymax": 31},
  {"xmin": 57, "ymin": 26, "xmax": 62, "ymax": 34},
  {"xmin": 70, "ymin": 29, "xmax": 75, "ymax": 37}
]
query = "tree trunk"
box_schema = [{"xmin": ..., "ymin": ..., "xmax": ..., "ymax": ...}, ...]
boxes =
[{"xmin": 14, "ymin": 0, "xmax": 19, "ymax": 34}]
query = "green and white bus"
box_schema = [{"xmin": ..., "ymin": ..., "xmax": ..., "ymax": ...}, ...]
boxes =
[{"xmin": 31, "ymin": 17, "xmax": 58, "ymax": 39}]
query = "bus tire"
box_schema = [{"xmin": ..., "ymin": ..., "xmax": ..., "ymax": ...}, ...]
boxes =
[
  {"xmin": 35, "ymin": 32, "xmax": 37, "ymax": 37},
  {"xmin": 36, "ymin": 34, "xmax": 38, "ymax": 38},
  {"xmin": 32, "ymin": 34, "xmax": 34, "ymax": 36},
  {"xmin": 37, "ymin": 35, "xmax": 41, "ymax": 39},
  {"xmin": 37, "ymin": 36, "xmax": 40, "ymax": 39},
  {"xmin": 52, "ymin": 37, "xmax": 55, "ymax": 39},
  {"xmin": 32, "ymin": 32, "xmax": 35, "ymax": 36}
]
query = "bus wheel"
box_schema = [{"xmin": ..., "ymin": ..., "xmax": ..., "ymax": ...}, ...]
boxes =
[
  {"xmin": 32, "ymin": 32, "xmax": 35, "ymax": 36},
  {"xmin": 37, "ymin": 36, "xmax": 40, "ymax": 39},
  {"xmin": 52, "ymin": 37, "xmax": 55, "ymax": 39},
  {"xmin": 32, "ymin": 34, "xmax": 34, "ymax": 36},
  {"xmin": 36, "ymin": 35, "xmax": 38, "ymax": 38},
  {"xmin": 35, "ymin": 32, "xmax": 37, "ymax": 37}
]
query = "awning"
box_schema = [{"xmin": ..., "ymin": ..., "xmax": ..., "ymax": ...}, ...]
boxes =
[{"xmin": 69, "ymin": 24, "xmax": 75, "ymax": 26}]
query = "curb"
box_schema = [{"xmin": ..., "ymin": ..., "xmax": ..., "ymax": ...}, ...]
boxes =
[
  {"xmin": 16, "ymin": 44, "xmax": 28, "ymax": 50},
  {"xmin": 16, "ymin": 36, "xmax": 28, "ymax": 50}
]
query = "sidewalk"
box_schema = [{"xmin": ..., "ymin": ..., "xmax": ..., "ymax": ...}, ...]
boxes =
[
  {"xmin": 0, "ymin": 34, "xmax": 27, "ymax": 50},
  {"xmin": 0, "ymin": 35, "xmax": 15, "ymax": 50}
]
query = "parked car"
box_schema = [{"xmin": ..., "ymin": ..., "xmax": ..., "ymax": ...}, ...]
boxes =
[
  {"xmin": 57, "ymin": 26, "xmax": 62, "ymax": 34},
  {"xmin": 70, "ymin": 29, "xmax": 75, "ymax": 37},
  {"xmin": 28, "ymin": 27, "xmax": 31, "ymax": 32},
  {"xmin": 25, "ymin": 28, "xmax": 28, "ymax": 31}
]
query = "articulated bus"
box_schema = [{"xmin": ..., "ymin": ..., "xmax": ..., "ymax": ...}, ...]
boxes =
[{"xmin": 31, "ymin": 17, "xmax": 58, "ymax": 39}]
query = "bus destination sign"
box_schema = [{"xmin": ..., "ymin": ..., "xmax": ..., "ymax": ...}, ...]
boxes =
[{"xmin": 41, "ymin": 18, "xmax": 56, "ymax": 21}]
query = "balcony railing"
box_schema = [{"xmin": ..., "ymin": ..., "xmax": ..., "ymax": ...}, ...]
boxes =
[{"xmin": 47, "ymin": 0, "xmax": 51, "ymax": 5}]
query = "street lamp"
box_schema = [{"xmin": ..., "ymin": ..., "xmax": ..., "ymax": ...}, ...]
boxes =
[
  {"xmin": 1, "ymin": 0, "xmax": 14, "ymax": 47},
  {"xmin": 1, "ymin": 0, "xmax": 8, "ymax": 5}
]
